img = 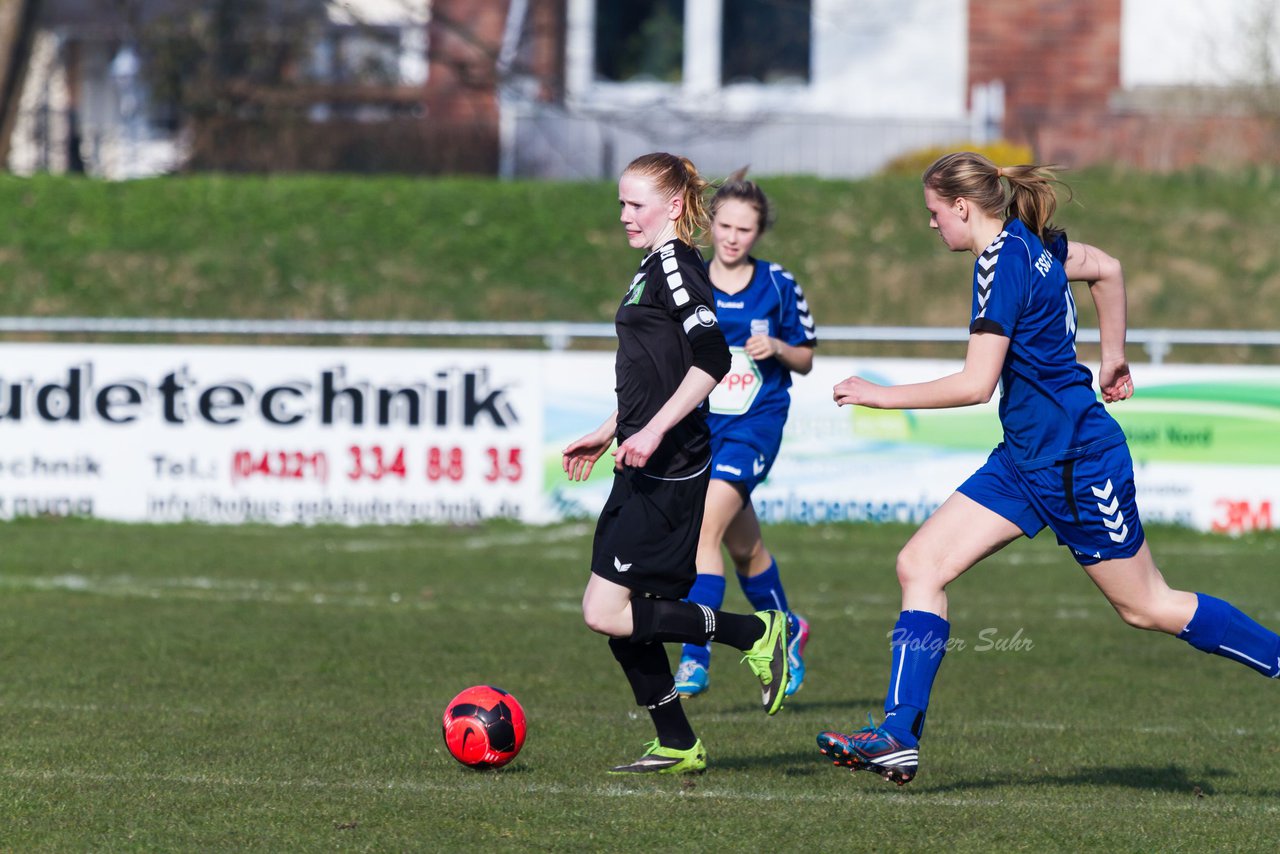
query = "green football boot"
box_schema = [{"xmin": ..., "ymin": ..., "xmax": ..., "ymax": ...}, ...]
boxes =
[
  {"xmin": 741, "ymin": 609, "xmax": 790, "ymax": 715},
  {"xmin": 608, "ymin": 738, "xmax": 707, "ymax": 775}
]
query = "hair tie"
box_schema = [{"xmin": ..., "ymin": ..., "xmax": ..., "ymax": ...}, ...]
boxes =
[{"xmin": 996, "ymin": 166, "xmax": 1005, "ymax": 179}]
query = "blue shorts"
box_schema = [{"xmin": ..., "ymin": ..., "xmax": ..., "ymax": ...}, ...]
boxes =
[
  {"xmin": 957, "ymin": 443, "xmax": 1146, "ymax": 566},
  {"xmin": 709, "ymin": 434, "xmax": 777, "ymax": 495}
]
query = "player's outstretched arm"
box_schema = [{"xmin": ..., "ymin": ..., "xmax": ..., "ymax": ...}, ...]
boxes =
[
  {"xmin": 1065, "ymin": 241, "xmax": 1133, "ymax": 403},
  {"xmin": 833, "ymin": 332, "xmax": 1008, "ymax": 410},
  {"xmin": 563, "ymin": 410, "xmax": 618, "ymax": 481}
]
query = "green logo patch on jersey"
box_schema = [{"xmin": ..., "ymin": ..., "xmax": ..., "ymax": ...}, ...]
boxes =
[{"xmin": 624, "ymin": 280, "xmax": 645, "ymax": 306}]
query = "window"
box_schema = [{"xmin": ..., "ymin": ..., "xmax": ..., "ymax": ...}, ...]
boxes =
[
  {"xmin": 593, "ymin": 0, "xmax": 685, "ymax": 82},
  {"xmin": 721, "ymin": 0, "xmax": 810, "ymax": 85},
  {"xmin": 308, "ymin": 26, "xmax": 405, "ymax": 86}
]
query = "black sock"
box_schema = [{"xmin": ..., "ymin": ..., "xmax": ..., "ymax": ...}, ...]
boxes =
[
  {"xmin": 711, "ymin": 610, "xmax": 768, "ymax": 650},
  {"xmin": 608, "ymin": 637, "xmax": 696, "ymax": 749},
  {"xmin": 649, "ymin": 695, "xmax": 696, "ymax": 750},
  {"xmin": 630, "ymin": 597, "xmax": 766, "ymax": 650}
]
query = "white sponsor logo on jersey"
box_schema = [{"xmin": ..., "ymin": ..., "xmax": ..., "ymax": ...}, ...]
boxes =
[{"xmin": 709, "ymin": 347, "xmax": 762, "ymax": 415}]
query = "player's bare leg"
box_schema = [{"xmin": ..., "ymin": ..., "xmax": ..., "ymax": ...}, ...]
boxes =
[
  {"xmin": 582, "ymin": 572, "xmax": 635, "ymax": 638},
  {"xmin": 895, "ymin": 492, "xmax": 1024, "ymax": 617},
  {"xmin": 1079, "ymin": 542, "xmax": 1196, "ymax": 633}
]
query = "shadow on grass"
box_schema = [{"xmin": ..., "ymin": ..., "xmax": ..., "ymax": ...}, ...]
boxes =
[
  {"xmin": 710, "ymin": 748, "xmax": 831, "ymax": 776},
  {"xmin": 775, "ymin": 697, "xmax": 884, "ymax": 715},
  {"xmin": 685, "ymin": 697, "xmax": 881, "ymax": 719},
  {"xmin": 927, "ymin": 764, "xmax": 1240, "ymax": 796}
]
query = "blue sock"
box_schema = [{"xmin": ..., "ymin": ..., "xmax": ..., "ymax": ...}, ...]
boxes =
[
  {"xmin": 738, "ymin": 558, "xmax": 789, "ymax": 614},
  {"xmin": 881, "ymin": 610, "xmax": 951, "ymax": 746},
  {"xmin": 1179, "ymin": 592, "xmax": 1280, "ymax": 678},
  {"xmin": 680, "ymin": 573, "xmax": 726, "ymax": 668}
]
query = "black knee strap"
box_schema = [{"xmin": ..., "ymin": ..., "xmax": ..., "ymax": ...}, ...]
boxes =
[
  {"xmin": 629, "ymin": 595, "xmax": 660, "ymax": 645},
  {"xmin": 629, "ymin": 594, "xmax": 715, "ymax": 646}
]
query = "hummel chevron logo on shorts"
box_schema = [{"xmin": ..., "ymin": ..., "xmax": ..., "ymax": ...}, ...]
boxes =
[{"xmin": 1091, "ymin": 478, "xmax": 1128, "ymax": 542}]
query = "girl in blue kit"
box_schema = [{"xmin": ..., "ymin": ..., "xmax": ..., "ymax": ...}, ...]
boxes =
[
  {"xmin": 816, "ymin": 151, "xmax": 1280, "ymax": 785},
  {"xmin": 675, "ymin": 168, "xmax": 818, "ymax": 699}
]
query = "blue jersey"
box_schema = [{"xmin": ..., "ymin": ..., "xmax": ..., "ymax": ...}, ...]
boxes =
[
  {"xmin": 970, "ymin": 218, "xmax": 1124, "ymax": 470},
  {"xmin": 706, "ymin": 258, "xmax": 817, "ymax": 447}
]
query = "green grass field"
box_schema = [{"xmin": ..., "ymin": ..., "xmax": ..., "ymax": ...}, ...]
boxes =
[{"xmin": 2, "ymin": 518, "xmax": 1279, "ymax": 851}]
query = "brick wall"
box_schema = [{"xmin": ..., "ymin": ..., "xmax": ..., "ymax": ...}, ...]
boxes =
[
  {"xmin": 425, "ymin": 0, "xmax": 565, "ymax": 122},
  {"xmin": 425, "ymin": 0, "xmax": 509, "ymax": 123},
  {"xmin": 969, "ymin": 0, "xmax": 1280, "ymax": 169},
  {"xmin": 968, "ymin": 0, "xmax": 1122, "ymax": 162},
  {"xmin": 423, "ymin": 0, "xmax": 566, "ymax": 173}
]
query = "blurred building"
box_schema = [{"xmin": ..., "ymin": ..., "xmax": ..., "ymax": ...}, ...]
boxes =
[
  {"xmin": 3, "ymin": 0, "xmax": 1279, "ymax": 178},
  {"xmin": 484, "ymin": 0, "xmax": 1280, "ymax": 177},
  {"xmin": 1, "ymin": 0, "xmax": 432, "ymax": 178}
]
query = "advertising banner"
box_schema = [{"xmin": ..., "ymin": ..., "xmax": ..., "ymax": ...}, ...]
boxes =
[
  {"xmin": 0, "ymin": 344, "xmax": 539, "ymax": 524},
  {"xmin": 545, "ymin": 353, "xmax": 1280, "ymax": 535},
  {"xmin": 3, "ymin": 343, "xmax": 1277, "ymax": 533}
]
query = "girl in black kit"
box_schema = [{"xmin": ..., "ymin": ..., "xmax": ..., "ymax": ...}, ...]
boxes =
[{"xmin": 563, "ymin": 152, "xmax": 791, "ymax": 774}]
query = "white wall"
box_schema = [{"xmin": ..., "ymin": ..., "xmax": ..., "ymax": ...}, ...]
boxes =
[
  {"xmin": 1122, "ymin": 0, "xmax": 1280, "ymax": 87},
  {"xmin": 809, "ymin": 0, "xmax": 966, "ymax": 118}
]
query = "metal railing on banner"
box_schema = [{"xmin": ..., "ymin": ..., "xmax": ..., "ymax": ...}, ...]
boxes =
[{"xmin": 3, "ymin": 317, "xmax": 1280, "ymax": 366}]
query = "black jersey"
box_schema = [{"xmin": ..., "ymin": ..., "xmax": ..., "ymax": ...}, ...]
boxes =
[{"xmin": 615, "ymin": 238, "xmax": 728, "ymax": 478}]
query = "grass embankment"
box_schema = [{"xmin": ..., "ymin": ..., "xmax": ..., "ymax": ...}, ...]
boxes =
[{"xmin": 2, "ymin": 169, "xmax": 1278, "ymax": 359}]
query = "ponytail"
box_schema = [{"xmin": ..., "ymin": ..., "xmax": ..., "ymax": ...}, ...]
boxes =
[{"xmin": 923, "ymin": 151, "xmax": 1070, "ymax": 244}]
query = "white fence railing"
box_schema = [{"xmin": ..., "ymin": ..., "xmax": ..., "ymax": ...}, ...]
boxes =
[{"xmin": 3, "ymin": 317, "xmax": 1280, "ymax": 365}]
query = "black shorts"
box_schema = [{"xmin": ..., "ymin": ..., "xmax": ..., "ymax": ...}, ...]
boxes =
[{"xmin": 589, "ymin": 465, "xmax": 710, "ymax": 600}]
